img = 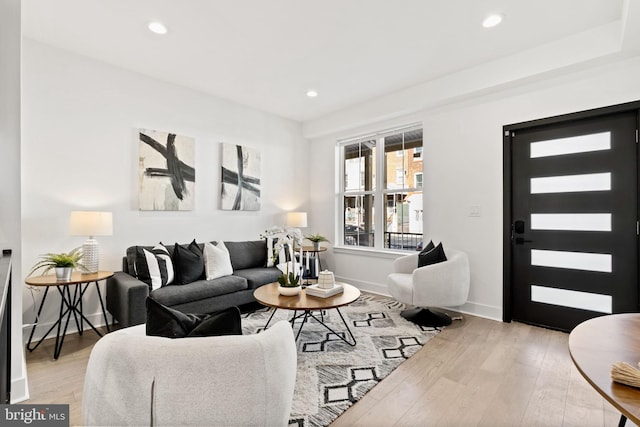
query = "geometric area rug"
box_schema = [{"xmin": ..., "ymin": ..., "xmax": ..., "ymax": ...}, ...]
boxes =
[{"xmin": 241, "ymin": 293, "xmax": 442, "ymax": 427}]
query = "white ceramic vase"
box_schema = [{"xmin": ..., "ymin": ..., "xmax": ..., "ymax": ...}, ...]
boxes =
[{"xmin": 278, "ymin": 285, "xmax": 301, "ymax": 296}]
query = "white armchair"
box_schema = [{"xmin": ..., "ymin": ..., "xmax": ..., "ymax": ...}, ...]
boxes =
[
  {"xmin": 387, "ymin": 248, "xmax": 470, "ymax": 326},
  {"xmin": 83, "ymin": 321, "xmax": 297, "ymax": 426}
]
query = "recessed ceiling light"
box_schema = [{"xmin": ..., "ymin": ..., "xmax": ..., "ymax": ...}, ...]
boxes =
[
  {"xmin": 306, "ymin": 90, "xmax": 318, "ymax": 98},
  {"xmin": 148, "ymin": 21, "xmax": 168, "ymax": 35},
  {"xmin": 482, "ymin": 13, "xmax": 503, "ymax": 28}
]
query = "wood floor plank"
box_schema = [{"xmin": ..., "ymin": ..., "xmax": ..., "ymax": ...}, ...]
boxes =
[
  {"xmin": 22, "ymin": 317, "xmax": 627, "ymax": 427},
  {"xmin": 562, "ymin": 364, "xmax": 606, "ymax": 427},
  {"xmin": 520, "ymin": 330, "xmax": 573, "ymax": 427}
]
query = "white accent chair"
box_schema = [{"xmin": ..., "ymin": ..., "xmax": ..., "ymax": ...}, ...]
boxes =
[
  {"xmin": 83, "ymin": 321, "xmax": 297, "ymax": 426},
  {"xmin": 387, "ymin": 248, "xmax": 470, "ymax": 326}
]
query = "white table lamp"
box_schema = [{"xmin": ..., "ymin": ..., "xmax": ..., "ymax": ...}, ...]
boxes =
[
  {"xmin": 69, "ymin": 211, "xmax": 113, "ymax": 273},
  {"xmin": 286, "ymin": 212, "xmax": 307, "ymax": 228}
]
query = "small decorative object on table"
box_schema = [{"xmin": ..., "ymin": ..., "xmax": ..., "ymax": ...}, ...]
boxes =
[
  {"xmin": 28, "ymin": 247, "xmax": 85, "ymax": 281},
  {"xmin": 278, "ymin": 272, "xmax": 301, "ymax": 296},
  {"xmin": 317, "ymin": 270, "xmax": 335, "ymax": 289},
  {"xmin": 261, "ymin": 225, "xmax": 304, "ymax": 296},
  {"xmin": 305, "ymin": 233, "xmax": 330, "ymax": 251},
  {"xmin": 306, "ymin": 274, "xmax": 344, "ymax": 298},
  {"xmin": 611, "ymin": 360, "xmax": 640, "ymax": 388},
  {"xmin": 306, "ymin": 282, "xmax": 344, "ymax": 298}
]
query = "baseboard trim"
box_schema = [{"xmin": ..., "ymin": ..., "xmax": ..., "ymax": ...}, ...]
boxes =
[
  {"xmin": 337, "ymin": 276, "xmax": 503, "ymax": 322},
  {"xmin": 21, "ymin": 311, "xmax": 111, "ymax": 344},
  {"xmin": 453, "ymin": 301, "xmax": 502, "ymax": 322},
  {"xmin": 10, "ymin": 370, "xmax": 29, "ymax": 404},
  {"xmin": 335, "ymin": 275, "xmax": 389, "ymax": 296}
]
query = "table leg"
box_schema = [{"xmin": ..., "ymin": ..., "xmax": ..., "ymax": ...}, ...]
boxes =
[
  {"xmin": 306, "ymin": 307, "xmax": 356, "ymax": 346},
  {"xmin": 53, "ymin": 285, "xmax": 76, "ymax": 359},
  {"xmin": 26, "ymin": 286, "xmax": 73, "ymax": 357},
  {"xmin": 74, "ymin": 283, "xmax": 104, "ymax": 337},
  {"xmin": 78, "ymin": 284, "xmax": 84, "ymax": 334},
  {"xmin": 263, "ymin": 308, "xmax": 278, "ymax": 330},
  {"xmin": 26, "ymin": 286, "xmax": 51, "ymax": 352},
  {"xmin": 294, "ymin": 311, "xmax": 310, "ymax": 341},
  {"xmin": 70, "ymin": 284, "xmax": 82, "ymax": 335}
]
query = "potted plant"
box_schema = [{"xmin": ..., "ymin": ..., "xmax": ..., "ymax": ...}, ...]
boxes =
[
  {"xmin": 261, "ymin": 227, "xmax": 304, "ymax": 295},
  {"xmin": 305, "ymin": 233, "xmax": 330, "ymax": 251},
  {"xmin": 277, "ymin": 271, "xmax": 301, "ymax": 296},
  {"xmin": 28, "ymin": 247, "xmax": 85, "ymax": 281}
]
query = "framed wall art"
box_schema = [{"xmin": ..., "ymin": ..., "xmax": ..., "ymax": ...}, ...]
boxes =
[
  {"xmin": 220, "ymin": 143, "xmax": 261, "ymax": 211},
  {"xmin": 138, "ymin": 128, "xmax": 195, "ymax": 211}
]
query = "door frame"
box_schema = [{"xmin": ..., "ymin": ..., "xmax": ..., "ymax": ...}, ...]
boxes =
[{"xmin": 503, "ymin": 100, "xmax": 640, "ymax": 323}]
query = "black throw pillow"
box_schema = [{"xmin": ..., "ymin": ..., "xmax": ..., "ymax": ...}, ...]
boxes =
[
  {"xmin": 187, "ymin": 306, "xmax": 242, "ymax": 337},
  {"xmin": 173, "ymin": 239, "xmax": 205, "ymax": 285},
  {"xmin": 419, "ymin": 240, "xmax": 435, "ymax": 253},
  {"xmin": 418, "ymin": 242, "xmax": 447, "ymax": 268},
  {"xmin": 145, "ymin": 297, "xmax": 243, "ymax": 338},
  {"xmin": 146, "ymin": 296, "xmax": 205, "ymax": 338}
]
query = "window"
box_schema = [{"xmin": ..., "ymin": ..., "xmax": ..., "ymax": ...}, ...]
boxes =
[
  {"xmin": 395, "ymin": 168, "xmax": 404, "ymax": 186},
  {"xmin": 339, "ymin": 125, "xmax": 423, "ymax": 250},
  {"xmin": 415, "ymin": 172, "xmax": 423, "ymax": 189}
]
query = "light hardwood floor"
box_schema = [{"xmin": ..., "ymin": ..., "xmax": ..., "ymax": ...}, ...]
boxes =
[{"xmin": 24, "ymin": 316, "xmax": 626, "ymax": 427}]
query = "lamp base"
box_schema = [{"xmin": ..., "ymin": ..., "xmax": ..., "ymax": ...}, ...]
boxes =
[{"xmin": 83, "ymin": 238, "xmax": 100, "ymax": 273}]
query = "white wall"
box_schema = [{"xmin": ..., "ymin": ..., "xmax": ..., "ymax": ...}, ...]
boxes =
[
  {"xmin": 0, "ymin": 0, "xmax": 27, "ymax": 403},
  {"xmin": 21, "ymin": 40, "xmax": 309, "ymax": 341},
  {"xmin": 309, "ymin": 54, "xmax": 640, "ymax": 321}
]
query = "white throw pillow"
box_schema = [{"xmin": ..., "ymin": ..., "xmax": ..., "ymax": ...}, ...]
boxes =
[{"xmin": 203, "ymin": 241, "xmax": 233, "ymax": 280}]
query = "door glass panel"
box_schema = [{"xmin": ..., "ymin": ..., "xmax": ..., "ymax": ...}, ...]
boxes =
[
  {"xmin": 531, "ymin": 249, "xmax": 612, "ymax": 273},
  {"xmin": 531, "ymin": 285, "xmax": 612, "ymax": 313},
  {"xmin": 530, "ymin": 132, "xmax": 610, "ymax": 158},
  {"xmin": 530, "ymin": 172, "xmax": 611, "ymax": 194},
  {"xmin": 530, "ymin": 213, "xmax": 611, "ymax": 231}
]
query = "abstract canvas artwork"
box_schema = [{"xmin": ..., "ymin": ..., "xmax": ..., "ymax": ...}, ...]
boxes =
[
  {"xmin": 220, "ymin": 143, "xmax": 261, "ymax": 211},
  {"xmin": 138, "ymin": 129, "xmax": 195, "ymax": 211}
]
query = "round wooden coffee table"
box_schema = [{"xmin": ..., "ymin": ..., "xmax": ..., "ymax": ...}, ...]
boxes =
[
  {"xmin": 254, "ymin": 282, "xmax": 361, "ymax": 346},
  {"xmin": 569, "ymin": 314, "xmax": 640, "ymax": 426}
]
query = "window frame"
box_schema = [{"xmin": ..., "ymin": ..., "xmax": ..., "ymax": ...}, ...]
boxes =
[{"xmin": 337, "ymin": 123, "xmax": 423, "ymax": 251}]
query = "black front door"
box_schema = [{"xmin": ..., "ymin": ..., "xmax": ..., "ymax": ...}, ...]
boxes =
[{"xmin": 505, "ymin": 104, "xmax": 639, "ymax": 331}]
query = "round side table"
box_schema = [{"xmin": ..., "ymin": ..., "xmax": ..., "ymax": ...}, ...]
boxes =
[{"xmin": 25, "ymin": 270, "xmax": 113, "ymax": 359}]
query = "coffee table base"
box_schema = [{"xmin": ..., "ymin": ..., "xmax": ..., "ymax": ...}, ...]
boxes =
[{"xmin": 264, "ymin": 307, "xmax": 356, "ymax": 347}]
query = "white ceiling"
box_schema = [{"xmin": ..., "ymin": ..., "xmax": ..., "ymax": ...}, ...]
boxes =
[{"xmin": 22, "ymin": 0, "xmax": 625, "ymax": 122}]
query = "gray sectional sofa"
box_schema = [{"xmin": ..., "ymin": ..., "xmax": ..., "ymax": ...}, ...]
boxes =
[{"xmin": 106, "ymin": 240, "xmax": 282, "ymax": 327}]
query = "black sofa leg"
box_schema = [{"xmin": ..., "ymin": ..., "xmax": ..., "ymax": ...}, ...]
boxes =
[{"xmin": 400, "ymin": 307, "xmax": 452, "ymax": 327}]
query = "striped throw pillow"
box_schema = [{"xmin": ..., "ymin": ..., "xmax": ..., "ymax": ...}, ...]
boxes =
[{"xmin": 135, "ymin": 244, "xmax": 174, "ymax": 290}]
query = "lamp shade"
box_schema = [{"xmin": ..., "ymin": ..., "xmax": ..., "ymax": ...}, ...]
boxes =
[
  {"xmin": 69, "ymin": 211, "xmax": 113, "ymax": 237},
  {"xmin": 286, "ymin": 212, "xmax": 308, "ymax": 228}
]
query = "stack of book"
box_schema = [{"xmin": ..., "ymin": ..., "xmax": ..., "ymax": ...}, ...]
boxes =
[{"xmin": 305, "ymin": 283, "xmax": 344, "ymax": 298}]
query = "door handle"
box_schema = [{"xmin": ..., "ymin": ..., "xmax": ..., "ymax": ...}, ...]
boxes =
[{"xmin": 515, "ymin": 237, "xmax": 532, "ymax": 245}]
